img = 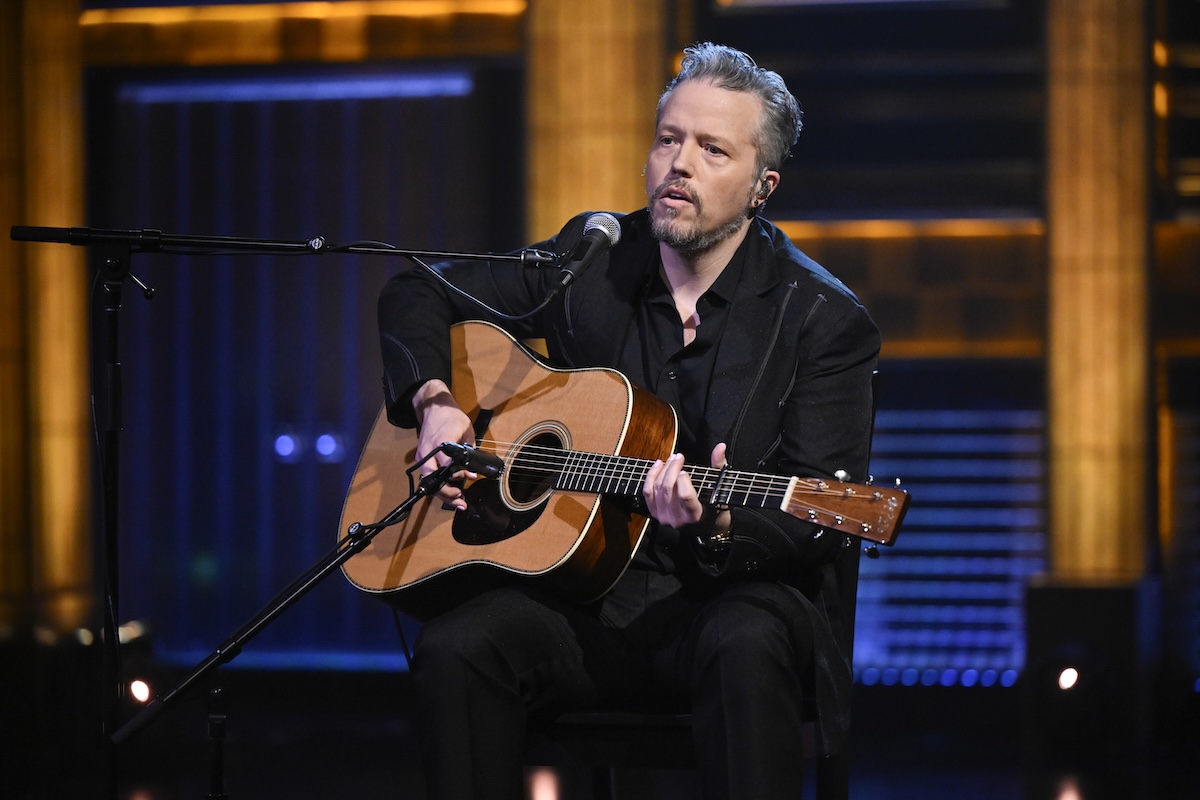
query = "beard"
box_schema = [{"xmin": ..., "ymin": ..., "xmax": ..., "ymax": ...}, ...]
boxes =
[{"xmin": 649, "ymin": 182, "xmax": 754, "ymax": 256}]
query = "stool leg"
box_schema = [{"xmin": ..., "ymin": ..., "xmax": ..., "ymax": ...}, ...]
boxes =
[
  {"xmin": 590, "ymin": 766, "xmax": 616, "ymax": 800},
  {"xmin": 815, "ymin": 752, "xmax": 849, "ymax": 800}
]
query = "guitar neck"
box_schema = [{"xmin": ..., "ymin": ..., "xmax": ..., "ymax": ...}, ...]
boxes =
[{"xmin": 538, "ymin": 449, "xmax": 904, "ymax": 545}]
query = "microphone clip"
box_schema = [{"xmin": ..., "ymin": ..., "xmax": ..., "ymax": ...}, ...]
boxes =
[
  {"xmin": 436, "ymin": 442, "xmax": 505, "ymax": 479},
  {"xmin": 520, "ymin": 248, "xmax": 558, "ymax": 266}
]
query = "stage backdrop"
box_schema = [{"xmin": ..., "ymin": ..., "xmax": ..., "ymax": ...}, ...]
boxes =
[
  {"xmin": 87, "ymin": 61, "xmax": 525, "ymax": 669},
  {"xmin": 86, "ymin": 61, "xmax": 1055, "ymax": 685}
]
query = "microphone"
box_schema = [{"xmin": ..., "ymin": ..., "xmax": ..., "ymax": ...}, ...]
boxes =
[
  {"xmin": 438, "ymin": 442, "xmax": 505, "ymax": 479},
  {"xmin": 545, "ymin": 212, "xmax": 622, "ymax": 301}
]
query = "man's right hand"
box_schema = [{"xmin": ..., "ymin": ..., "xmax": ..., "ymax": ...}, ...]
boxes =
[{"xmin": 411, "ymin": 379, "xmax": 476, "ymax": 511}]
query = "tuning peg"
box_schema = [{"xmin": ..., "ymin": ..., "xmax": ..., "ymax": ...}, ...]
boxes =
[
  {"xmin": 864, "ymin": 544, "xmax": 880, "ymax": 559},
  {"xmin": 834, "ymin": 469, "xmax": 849, "ymax": 482}
]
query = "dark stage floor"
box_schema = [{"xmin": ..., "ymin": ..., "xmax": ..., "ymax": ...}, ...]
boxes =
[{"xmin": 6, "ymin": 656, "xmax": 1200, "ymax": 800}]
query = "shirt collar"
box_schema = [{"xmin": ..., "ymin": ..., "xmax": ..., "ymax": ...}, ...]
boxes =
[
  {"xmin": 705, "ymin": 229, "xmax": 751, "ymax": 304},
  {"xmin": 647, "ymin": 226, "xmax": 753, "ymax": 305}
]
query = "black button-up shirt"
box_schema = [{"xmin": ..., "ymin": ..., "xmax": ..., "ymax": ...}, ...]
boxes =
[{"xmin": 616, "ymin": 242, "xmax": 747, "ymax": 571}]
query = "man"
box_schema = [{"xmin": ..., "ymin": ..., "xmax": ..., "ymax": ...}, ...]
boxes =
[{"xmin": 377, "ymin": 42, "xmax": 880, "ymax": 799}]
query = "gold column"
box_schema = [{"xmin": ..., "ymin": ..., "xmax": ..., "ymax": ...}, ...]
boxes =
[
  {"xmin": 0, "ymin": 0, "xmax": 92, "ymax": 638},
  {"xmin": 524, "ymin": 0, "xmax": 667, "ymax": 240},
  {"xmin": 1046, "ymin": 0, "xmax": 1150, "ymax": 580}
]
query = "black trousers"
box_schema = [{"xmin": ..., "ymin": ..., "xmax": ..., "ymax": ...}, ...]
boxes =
[{"xmin": 410, "ymin": 568, "xmax": 815, "ymax": 800}]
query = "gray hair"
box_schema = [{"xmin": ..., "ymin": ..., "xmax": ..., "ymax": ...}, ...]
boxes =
[{"xmin": 657, "ymin": 42, "xmax": 803, "ymax": 176}]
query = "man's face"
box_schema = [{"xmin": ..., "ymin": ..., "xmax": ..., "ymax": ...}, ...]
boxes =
[{"xmin": 645, "ymin": 79, "xmax": 768, "ymax": 255}]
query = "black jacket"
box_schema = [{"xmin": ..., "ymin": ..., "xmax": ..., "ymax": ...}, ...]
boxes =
[{"xmin": 378, "ymin": 208, "xmax": 881, "ymax": 754}]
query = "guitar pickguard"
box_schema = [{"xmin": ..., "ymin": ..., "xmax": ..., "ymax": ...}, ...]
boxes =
[
  {"xmin": 452, "ymin": 423, "xmax": 565, "ymax": 545},
  {"xmin": 452, "ymin": 478, "xmax": 549, "ymax": 545}
]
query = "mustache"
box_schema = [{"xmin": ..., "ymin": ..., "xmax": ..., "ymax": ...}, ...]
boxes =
[{"xmin": 653, "ymin": 179, "xmax": 697, "ymax": 205}]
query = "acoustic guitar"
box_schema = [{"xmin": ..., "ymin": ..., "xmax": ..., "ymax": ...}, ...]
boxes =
[{"xmin": 339, "ymin": 320, "xmax": 907, "ymax": 617}]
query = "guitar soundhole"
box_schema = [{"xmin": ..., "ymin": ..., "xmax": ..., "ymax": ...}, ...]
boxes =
[
  {"xmin": 451, "ymin": 425, "xmax": 565, "ymax": 547},
  {"xmin": 501, "ymin": 422, "xmax": 570, "ymax": 512}
]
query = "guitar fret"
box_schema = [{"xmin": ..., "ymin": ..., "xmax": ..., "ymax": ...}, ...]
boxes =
[
  {"xmin": 615, "ymin": 458, "xmax": 646, "ymax": 496},
  {"xmin": 574, "ymin": 451, "xmax": 594, "ymax": 492},
  {"xmin": 594, "ymin": 454, "xmax": 620, "ymax": 494},
  {"xmin": 741, "ymin": 472, "xmax": 759, "ymax": 508},
  {"xmin": 588, "ymin": 454, "xmax": 607, "ymax": 493},
  {"xmin": 560, "ymin": 450, "xmax": 585, "ymax": 491},
  {"xmin": 579, "ymin": 451, "xmax": 602, "ymax": 492}
]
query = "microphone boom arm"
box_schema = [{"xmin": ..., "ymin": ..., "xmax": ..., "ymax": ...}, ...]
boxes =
[{"xmin": 10, "ymin": 224, "xmax": 557, "ymax": 265}]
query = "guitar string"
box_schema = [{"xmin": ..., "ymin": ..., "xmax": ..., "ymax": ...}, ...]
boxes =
[
  {"xmin": 470, "ymin": 438, "xmax": 883, "ymax": 494},
  {"xmin": 487, "ymin": 437, "xmax": 886, "ymax": 535},
  {"xmin": 474, "ymin": 437, "xmax": 791, "ymax": 495},
  {"xmin": 475, "ymin": 438, "xmax": 892, "ymax": 494},
  {"xmin": 470, "ymin": 437, "xmax": 888, "ymax": 499},
  {"xmin": 451, "ymin": 437, "xmax": 898, "ymax": 533}
]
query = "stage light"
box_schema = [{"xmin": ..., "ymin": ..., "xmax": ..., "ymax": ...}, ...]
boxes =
[
  {"xmin": 275, "ymin": 432, "xmax": 300, "ymax": 459},
  {"xmin": 129, "ymin": 679, "xmax": 152, "ymax": 704},
  {"xmin": 1055, "ymin": 775, "xmax": 1083, "ymax": 800},
  {"xmin": 118, "ymin": 620, "xmax": 148, "ymax": 644},
  {"xmin": 1057, "ymin": 667, "xmax": 1079, "ymax": 691},
  {"xmin": 527, "ymin": 766, "xmax": 560, "ymax": 800},
  {"xmin": 315, "ymin": 433, "xmax": 345, "ymax": 463}
]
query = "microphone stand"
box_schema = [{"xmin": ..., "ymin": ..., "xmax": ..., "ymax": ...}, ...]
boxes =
[
  {"xmin": 110, "ymin": 452, "xmax": 470, "ymax": 748},
  {"xmin": 9, "ymin": 223, "xmax": 537, "ymax": 798}
]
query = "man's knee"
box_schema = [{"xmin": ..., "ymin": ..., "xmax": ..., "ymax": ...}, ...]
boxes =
[
  {"xmin": 410, "ymin": 586, "xmax": 575, "ymax": 684},
  {"xmin": 691, "ymin": 583, "xmax": 812, "ymax": 675},
  {"xmin": 410, "ymin": 591, "xmax": 524, "ymax": 680}
]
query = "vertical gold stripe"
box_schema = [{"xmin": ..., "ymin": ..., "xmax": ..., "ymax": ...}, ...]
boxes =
[
  {"xmin": 525, "ymin": 0, "xmax": 666, "ymax": 241},
  {"xmin": 1046, "ymin": 0, "xmax": 1149, "ymax": 579},
  {"xmin": 21, "ymin": 0, "xmax": 93, "ymax": 633},
  {"xmin": 1155, "ymin": 343, "xmax": 1173, "ymax": 559}
]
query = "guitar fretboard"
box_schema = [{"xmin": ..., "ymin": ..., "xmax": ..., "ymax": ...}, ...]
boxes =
[
  {"xmin": 501, "ymin": 444, "xmax": 905, "ymax": 543},
  {"xmin": 549, "ymin": 451, "xmax": 790, "ymax": 510}
]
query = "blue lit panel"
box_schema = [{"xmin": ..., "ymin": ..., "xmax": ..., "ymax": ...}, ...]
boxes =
[
  {"xmin": 118, "ymin": 73, "xmax": 474, "ymax": 104},
  {"xmin": 94, "ymin": 64, "xmax": 524, "ymax": 672},
  {"xmin": 855, "ymin": 405, "xmax": 1047, "ymax": 684}
]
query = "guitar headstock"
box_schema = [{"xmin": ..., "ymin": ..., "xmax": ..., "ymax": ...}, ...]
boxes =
[{"xmin": 784, "ymin": 477, "xmax": 910, "ymax": 546}]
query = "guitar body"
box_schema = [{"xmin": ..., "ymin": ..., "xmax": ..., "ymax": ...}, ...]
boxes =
[{"xmin": 339, "ymin": 320, "xmax": 678, "ymax": 617}]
